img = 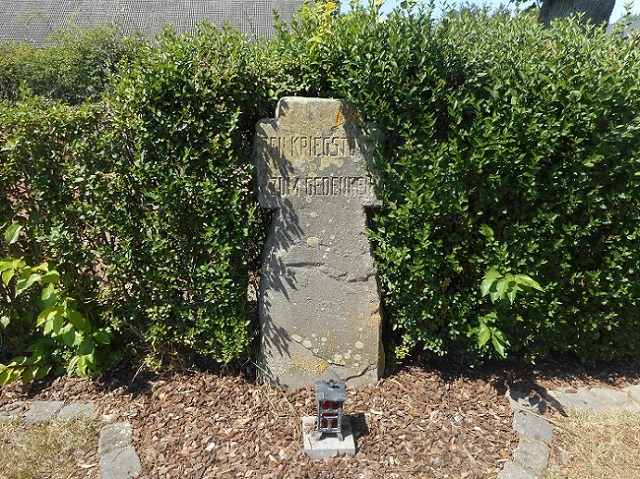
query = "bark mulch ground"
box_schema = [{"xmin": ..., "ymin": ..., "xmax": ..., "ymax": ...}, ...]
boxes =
[{"xmin": 1, "ymin": 356, "xmax": 639, "ymax": 479}]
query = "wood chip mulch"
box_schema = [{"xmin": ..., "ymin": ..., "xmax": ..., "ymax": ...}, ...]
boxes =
[{"xmin": 2, "ymin": 356, "xmax": 639, "ymax": 479}]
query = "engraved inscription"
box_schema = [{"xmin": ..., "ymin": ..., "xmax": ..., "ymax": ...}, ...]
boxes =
[
  {"xmin": 262, "ymin": 135, "xmax": 360, "ymax": 159},
  {"xmin": 269, "ymin": 176, "xmax": 373, "ymax": 197}
]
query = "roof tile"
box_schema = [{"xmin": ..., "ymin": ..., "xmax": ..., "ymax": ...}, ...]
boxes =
[{"xmin": 0, "ymin": 0, "xmax": 305, "ymax": 45}]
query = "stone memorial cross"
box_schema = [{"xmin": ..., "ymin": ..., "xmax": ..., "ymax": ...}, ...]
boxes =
[{"xmin": 254, "ymin": 97, "xmax": 384, "ymax": 388}]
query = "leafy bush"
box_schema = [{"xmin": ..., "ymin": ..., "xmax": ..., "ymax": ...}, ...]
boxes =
[
  {"xmin": 0, "ymin": 25, "xmax": 141, "ymax": 104},
  {"xmin": 404, "ymin": 8, "xmax": 640, "ymax": 362},
  {"xmin": 0, "ymin": 96, "xmax": 106, "ymax": 302},
  {"xmin": 3, "ymin": 3, "xmax": 640, "ymax": 372},
  {"xmin": 91, "ymin": 24, "xmax": 274, "ymax": 363},
  {"xmin": 0, "ymin": 96, "xmax": 117, "ymax": 377},
  {"xmin": 272, "ymin": 3, "xmax": 640, "ymax": 362},
  {"xmin": 1, "ymin": 24, "xmax": 275, "ymax": 368},
  {"xmin": 0, "ymin": 224, "xmax": 112, "ymax": 385}
]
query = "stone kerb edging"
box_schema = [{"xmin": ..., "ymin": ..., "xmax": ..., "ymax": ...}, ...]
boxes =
[
  {"xmin": 499, "ymin": 385, "xmax": 640, "ymax": 479},
  {"xmin": 0, "ymin": 400, "xmax": 146, "ymax": 479}
]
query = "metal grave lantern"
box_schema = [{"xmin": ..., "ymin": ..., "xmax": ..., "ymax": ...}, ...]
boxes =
[{"xmin": 314, "ymin": 379, "xmax": 347, "ymax": 441}]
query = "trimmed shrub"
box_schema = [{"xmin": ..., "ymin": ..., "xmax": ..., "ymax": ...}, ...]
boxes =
[
  {"xmin": 0, "ymin": 97, "xmax": 112, "ymax": 376},
  {"xmin": 271, "ymin": 3, "xmax": 640, "ymax": 362},
  {"xmin": 1, "ymin": 24, "xmax": 275, "ymax": 367},
  {"xmin": 90, "ymin": 25, "xmax": 274, "ymax": 362},
  {"xmin": 3, "ymin": 4, "xmax": 640, "ymax": 373},
  {"xmin": 0, "ymin": 26, "xmax": 141, "ymax": 104}
]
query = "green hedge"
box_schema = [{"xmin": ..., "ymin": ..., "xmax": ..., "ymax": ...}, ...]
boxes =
[
  {"xmin": 269, "ymin": 3, "xmax": 640, "ymax": 362},
  {"xmin": 93, "ymin": 25, "xmax": 273, "ymax": 362},
  {"xmin": 1, "ymin": 97, "xmax": 109, "ymax": 369},
  {"xmin": 1, "ymin": 25, "xmax": 274, "ymax": 369},
  {"xmin": 2, "ymin": 4, "xmax": 640, "ymax": 376},
  {"xmin": 0, "ymin": 26, "xmax": 140, "ymax": 104}
]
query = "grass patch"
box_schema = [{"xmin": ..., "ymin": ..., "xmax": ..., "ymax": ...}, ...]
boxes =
[
  {"xmin": 545, "ymin": 409, "xmax": 640, "ymax": 479},
  {"xmin": 0, "ymin": 418, "xmax": 99, "ymax": 479}
]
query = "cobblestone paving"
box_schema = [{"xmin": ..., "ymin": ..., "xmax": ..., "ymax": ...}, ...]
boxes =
[
  {"xmin": 3, "ymin": 377, "xmax": 640, "ymax": 479},
  {"xmin": 499, "ymin": 385, "xmax": 640, "ymax": 479}
]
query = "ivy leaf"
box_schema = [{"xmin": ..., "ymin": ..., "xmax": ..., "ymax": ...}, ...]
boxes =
[
  {"xmin": 15, "ymin": 273, "xmax": 42, "ymax": 297},
  {"xmin": 67, "ymin": 310, "xmax": 89, "ymax": 331},
  {"xmin": 51, "ymin": 314, "xmax": 64, "ymax": 335},
  {"xmin": 93, "ymin": 330, "xmax": 112, "ymax": 345},
  {"xmin": 40, "ymin": 270, "xmax": 60, "ymax": 284},
  {"xmin": 33, "ymin": 262, "xmax": 50, "ymax": 273},
  {"xmin": 0, "ymin": 259, "xmax": 24, "ymax": 285},
  {"xmin": 507, "ymin": 283, "xmax": 521, "ymax": 304},
  {"xmin": 477, "ymin": 322, "xmax": 491, "ymax": 347},
  {"xmin": 37, "ymin": 306, "xmax": 63, "ymax": 328},
  {"xmin": 1, "ymin": 268, "xmax": 14, "ymax": 285},
  {"xmin": 4, "ymin": 223, "xmax": 22, "ymax": 245},
  {"xmin": 22, "ymin": 366, "xmax": 39, "ymax": 384},
  {"xmin": 492, "ymin": 330, "xmax": 510, "ymax": 358},
  {"xmin": 61, "ymin": 327, "xmax": 77, "ymax": 347},
  {"xmin": 477, "ymin": 313, "xmax": 496, "ymax": 348},
  {"xmin": 496, "ymin": 277, "xmax": 510, "ymax": 299},
  {"xmin": 0, "ymin": 368, "xmax": 10, "ymax": 386},
  {"xmin": 0, "ymin": 259, "xmax": 17, "ymax": 272},
  {"xmin": 515, "ymin": 274, "xmax": 543, "ymax": 291},
  {"xmin": 481, "ymin": 269, "xmax": 502, "ymax": 297},
  {"xmin": 34, "ymin": 365, "xmax": 52, "ymax": 381},
  {"xmin": 41, "ymin": 284, "xmax": 58, "ymax": 308}
]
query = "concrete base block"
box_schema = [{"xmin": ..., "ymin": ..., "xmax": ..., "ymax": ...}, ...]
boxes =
[{"xmin": 302, "ymin": 416, "xmax": 356, "ymax": 459}]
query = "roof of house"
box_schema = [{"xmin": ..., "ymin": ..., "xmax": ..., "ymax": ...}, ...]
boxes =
[
  {"xmin": 607, "ymin": 18, "xmax": 640, "ymax": 37},
  {"xmin": 0, "ymin": 0, "xmax": 305, "ymax": 45}
]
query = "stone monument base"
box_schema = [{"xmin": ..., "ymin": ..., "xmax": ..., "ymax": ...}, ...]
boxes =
[{"xmin": 302, "ymin": 416, "xmax": 356, "ymax": 459}]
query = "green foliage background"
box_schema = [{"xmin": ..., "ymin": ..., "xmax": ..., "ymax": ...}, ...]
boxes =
[
  {"xmin": 2, "ymin": 3, "xmax": 640, "ymax": 378},
  {"xmin": 0, "ymin": 26, "xmax": 141, "ymax": 104}
]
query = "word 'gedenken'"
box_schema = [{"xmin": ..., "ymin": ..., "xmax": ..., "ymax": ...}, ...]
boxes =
[{"xmin": 269, "ymin": 176, "xmax": 373, "ymax": 197}]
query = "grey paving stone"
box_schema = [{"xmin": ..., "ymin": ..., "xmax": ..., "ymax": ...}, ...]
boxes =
[
  {"xmin": 99, "ymin": 422, "xmax": 133, "ymax": 456},
  {"xmin": 513, "ymin": 436, "xmax": 550, "ymax": 474},
  {"xmin": 512, "ymin": 410, "xmax": 552, "ymax": 443},
  {"xmin": 623, "ymin": 385, "xmax": 640, "ymax": 404},
  {"xmin": 302, "ymin": 416, "xmax": 356, "ymax": 459},
  {"xmin": 507, "ymin": 390, "xmax": 549, "ymax": 414},
  {"xmin": 0, "ymin": 401, "xmax": 25, "ymax": 419},
  {"xmin": 99, "ymin": 446, "xmax": 143, "ymax": 479},
  {"xmin": 23, "ymin": 401, "xmax": 64, "ymax": 424},
  {"xmin": 546, "ymin": 387, "xmax": 604, "ymax": 412},
  {"xmin": 57, "ymin": 402, "xmax": 96, "ymax": 420},
  {"xmin": 497, "ymin": 460, "xmax": 538, "ymax": 479},
  {"xmin": 589, "ymin": 387, "xmax": 640, "ymax": 412}
]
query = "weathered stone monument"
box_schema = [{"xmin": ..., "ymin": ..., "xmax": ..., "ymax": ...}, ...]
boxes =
[{"xmin": 254, "ymin": 97, "xmax": 384, "ymax": 388}]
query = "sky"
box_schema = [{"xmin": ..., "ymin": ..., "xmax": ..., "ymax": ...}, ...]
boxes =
[{"xmin": 376, "ymin": 0, "xmax": 640, "ymax": 23}]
